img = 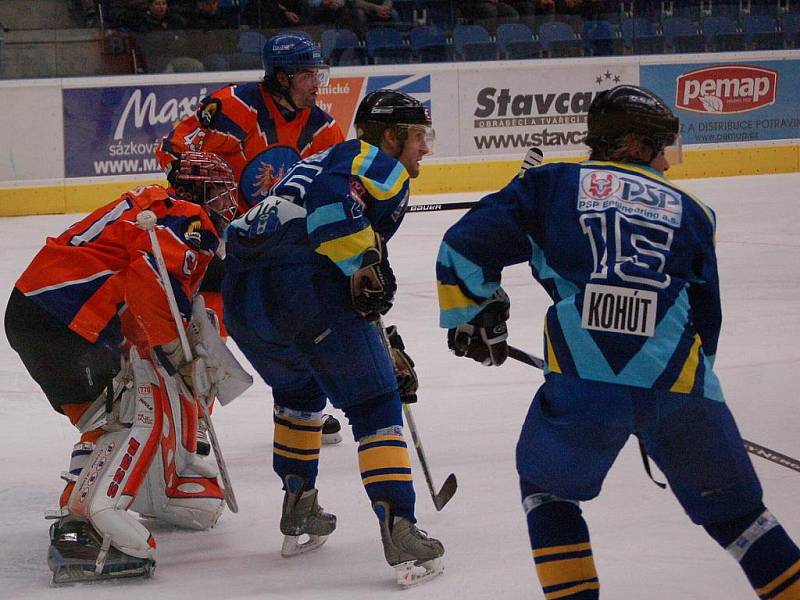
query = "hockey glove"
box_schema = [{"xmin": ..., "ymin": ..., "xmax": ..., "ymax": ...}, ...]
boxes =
[
  {"xmin": 448, "ymin": 288, "xmax": 510, "ymax": 366},
  {"xmin": 350, "ymin": 235, "xmax": 397, "ymax": 319},
  {"xmin": 385, "ymin": 325, "xmax": 418, "ymax": 404}
]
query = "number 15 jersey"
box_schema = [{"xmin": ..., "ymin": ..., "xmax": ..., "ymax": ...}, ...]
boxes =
[{"xmin": 437, "ymin": 161, "xmax": 724, "ymax": 401}]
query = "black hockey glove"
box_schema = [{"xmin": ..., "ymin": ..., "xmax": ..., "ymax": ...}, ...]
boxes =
[
  {"xmin": 448, "ymin": 288, "xmax": 510, "ymax": 366},
  {"xmin": 350, "ymin": 236, "xmax": 397, "ymax": 319},
  {"xmin": 385, "ymin": 325, "xmax": 418, "ymax": 403}
]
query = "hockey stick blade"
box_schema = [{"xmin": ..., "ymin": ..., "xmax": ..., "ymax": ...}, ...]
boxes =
[
  {"xmin": 507, "ymin": 345, "xmax": 800, "ymax": 475},
  {"xmin": 432, "ymin": 472, "xmax": 457, "ymax": 511}
]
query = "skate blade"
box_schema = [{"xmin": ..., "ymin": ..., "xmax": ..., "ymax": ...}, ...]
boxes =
[
  {"xmin": 394, "ymin": 557, "xmax": 444, "ymax": 587},
  {"xmin": 50, "ymin": 561, "xmax": 155, "ymax": 586},
  {"xmin": 322, "ymin": 432, "xmax": 343, "ymax": 445},
  {"xmin": 280, "ymin": 533, "xmax": 329, "ymax": 558}
]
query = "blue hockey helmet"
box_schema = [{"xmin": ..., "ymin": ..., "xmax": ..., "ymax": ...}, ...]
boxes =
[{"xmin": 262, "ymin": 32, "xmax": 329, "ymax": 87}]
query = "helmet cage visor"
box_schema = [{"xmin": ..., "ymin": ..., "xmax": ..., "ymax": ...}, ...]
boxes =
[
  {"xmin": 201, "ymin": 180, "xmax": 239, "ymax": 230},
  {"xmin": 288, "ymin": 66, "xmax": 330, "ymax": 87},
  {"xmin": 395, "ymin": 123, "xmax": 436, "ymax": 154}
]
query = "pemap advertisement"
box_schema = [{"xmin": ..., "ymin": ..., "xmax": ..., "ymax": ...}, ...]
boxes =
[{"xmin": 640, "ymin": 59, "xmax": 800, "ymax": 145}]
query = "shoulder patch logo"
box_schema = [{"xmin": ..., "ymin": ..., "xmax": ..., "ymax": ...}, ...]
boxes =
[{"xmin": 198, "ymin": 98, "xmax": 222, "ymax": 128}]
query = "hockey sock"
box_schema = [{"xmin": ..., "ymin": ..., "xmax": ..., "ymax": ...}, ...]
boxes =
[
  {"xmin": 272, "ymin": 405, "xmax": 323, "ymax": 491},
  {"xmin": 522, "ymin": 481, "xmax": 599, "ymax": 600},
  {"xmin": 705, "ymin": 506, "xmax": 800, "ymax": 599},
  {"xmin": 347, "ymin": 393, "xmax": 416, "ymax": 522}
]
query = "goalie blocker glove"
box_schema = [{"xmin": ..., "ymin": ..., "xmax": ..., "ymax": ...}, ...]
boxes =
[
  {"xmin": 448, "ymin": 289, "xmax": 510, "ymax": 366},
  {"xmin": 385, "ymin": 325, "xmax": 418, "ymax": 403},
  {"xmin": 350, "ymin": 235, "xmax": 397, "ymax": 319}
]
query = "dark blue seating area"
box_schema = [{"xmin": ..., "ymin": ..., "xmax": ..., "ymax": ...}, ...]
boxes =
[{"xmin": 94, "ymin": 0, "xmax": 800, "ymax": 74}]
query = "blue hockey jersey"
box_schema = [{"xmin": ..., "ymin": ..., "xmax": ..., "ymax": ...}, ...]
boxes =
[
  {"xmin": 437, "ymin": 160, "xmax": 724, "ymax": 401},
  {"xmin": 226, "ymin": 138, "xmax": 410, "ymax": 275}
]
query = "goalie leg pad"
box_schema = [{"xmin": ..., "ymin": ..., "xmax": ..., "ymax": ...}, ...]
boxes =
[{"xmin": 130, "ymin": 360, "xmax": 224, "ymax": 530}]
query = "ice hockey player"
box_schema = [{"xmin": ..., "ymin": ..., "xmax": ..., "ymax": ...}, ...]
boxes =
[
  {"xmin": 155, "ymin": 31, "xmax": 344, "ymax": 213},
  {"xmin": 4, "ymin": 152, "xmax": 249, "ymax": 584},
  {"xmin": 437, "ymin": 84, "xmax": 800, "ymax": 598},
  {"xmin": 221, "ymin": 89, "xmax": 444, "ymax": 586},
  {"xmin": 156, "ymin": 32, "xmax": 345, "ymax": 446}
]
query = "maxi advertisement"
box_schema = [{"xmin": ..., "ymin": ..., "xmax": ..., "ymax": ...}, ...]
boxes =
[
  {"xmin": 640, "ymin": 59, "xmax": 800, "ymax": 145},
  {"xmin": 62, "ymin": 73, "xmax": 438, "ymax": 179},
  {"xmin": 458, "ymin": 61, "xmax": 639, "ymax": 156}
]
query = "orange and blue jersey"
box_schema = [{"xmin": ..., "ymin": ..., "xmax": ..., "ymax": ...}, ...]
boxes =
[
  {"xmin": 226, "ymin": 139, "xmax": 410, "ymax": 277},
  {"xmin": 156, "ymin": 82, "xmax": 344, "ymax": 211},
  {"xmin": 15, "ymin": 185, "xmax": 218, "ymax": 350}
]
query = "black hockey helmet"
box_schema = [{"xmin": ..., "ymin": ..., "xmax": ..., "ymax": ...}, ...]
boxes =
[
  {"xmin": 355, "ymin": 89, "xmax": 433, "ymax": 149},
  {"xmin": 586, "ymin": 85, "xmax": 679, "ymax": 162}
]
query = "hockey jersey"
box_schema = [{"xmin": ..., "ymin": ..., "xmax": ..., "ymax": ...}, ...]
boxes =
[
  {"xmin": 437, "ymin": 160, "xmax": 724, "ymax": 401},
  {"xmin": 156, "ymin": 82, "xmax": 344, "ymax": 211},
  {"xmin": 226, "ymin": 138, "xmax": 410, "ymax": 276},
  {"xmin": 15, "ymin": 186, "xmax": 218, "ymax": 350}
]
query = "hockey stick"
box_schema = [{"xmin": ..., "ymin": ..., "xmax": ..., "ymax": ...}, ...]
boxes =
[
  {"xmin": 505, "ymin": 344, "xmax": 800, "ymax": 474},
  {"xmin": 375, "ymin": 318, "xmax": 457, "ymax": 511},
  {"xmin": 136, "ymin": 210, "xmax": 239, "ymax": 513},
  {"xmin": 408, "ymin": 147, "xmax": 544, "ymax": 215}
]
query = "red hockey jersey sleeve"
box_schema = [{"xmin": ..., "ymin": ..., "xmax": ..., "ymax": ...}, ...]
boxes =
[{"xmin": 16, "ymin": 185, "xmax": 217, "ymax": 349}]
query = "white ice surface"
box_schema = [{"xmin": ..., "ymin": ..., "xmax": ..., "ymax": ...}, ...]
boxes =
[{"xmin": 0, "ymin": 173, "xmax": 798, "ymax": 599}]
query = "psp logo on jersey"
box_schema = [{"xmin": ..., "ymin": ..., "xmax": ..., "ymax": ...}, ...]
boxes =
[
  {"xmin": 583, "ymin": 171, "xmax": 619, "ymax": 200},
  {"xmin": 349, "ymin": 177, "xmax": 367, "ymax": 218}
]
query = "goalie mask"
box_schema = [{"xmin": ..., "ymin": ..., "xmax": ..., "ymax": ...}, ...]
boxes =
[{"xmin": 168, "ymin": 152, "xmax": 239, "ymax": 233}]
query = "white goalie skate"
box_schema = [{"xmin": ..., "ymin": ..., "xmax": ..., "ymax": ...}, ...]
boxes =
[{"xmin": 373, "ymin": 501, "xmax": 444, "ymax": 587}]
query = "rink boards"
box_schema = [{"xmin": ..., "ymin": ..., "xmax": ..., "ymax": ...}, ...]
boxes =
[{"xmin": 0, "ymin": 50, "xmax": 798, "ymax": 216}]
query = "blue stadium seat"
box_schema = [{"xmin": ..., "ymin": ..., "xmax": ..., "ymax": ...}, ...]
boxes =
[
  {"xmin": 703, "ymin": 15, "xmax": 746, "ymax": 51},
  {"xmin": 495, "ymin": 23, "xmax": 542, "ymax": 59},
  {"xmin": 538, "ymin": 21, "xmax": 583, "ymax": 57},
  {"xmin": 581, "ymin": 20, "xmax": 622, "ymax": 55},
  {"xmin": 668, "ymin": 0, "xmax": 703, "ymax": 20},
  {"xmin": 662, "ymin": 16, "xmax": 703, "ymax": 51},
  {"xmin": 322, "ymin": 29, "xmax": 367, "ymax": 66},
  {"xmin": 747, "ymin": 0, "xmax": 781, "ymax": 16},
  {"xmin": 743, "ymin": 15, "xmax": 783, "ymax": 48},
  {"xmin": 453, "ymin": 24, "xmax": 498, "ymax": 61},
  {"xmin": 366, "ymin": 28, "xmax": 412, "ymax": 64},
  {"xmin": 707, "ymin": 1, "xmax": 741, "ymax": 17},
  {"xmin": 238, "ymin": 31, "xmax": 266, "ymax": 55},
  {"xmin": 620, "ymin": 17, "xmax": 659, "ymax": 49},
  {"xmin": 228, "ymin": 53, "xmax": 264, "ymax": 70},
  {"xmin": 783, "ymin": 13, "xmax": 800, "ymax": 48},
  {"xmin": 410, "ymin": 25, "xmax": 450, "ymax": 62},
  {"xmin": 203, "ymin": 53, "xmax": 231, "ymax": 72}
]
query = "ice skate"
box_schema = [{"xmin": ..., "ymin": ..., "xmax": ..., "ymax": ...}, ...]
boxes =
[
  {"xmin": 373, "ymin": 501, "xmax": 444, "ymax": 587},
  {"xmin": 322, "ymin": 413, "xmax": 342, "ymax": 445},
  {"xmin": 280, "ymin": 474, "xmax": 337, "ymax": 557},
  {"xmin": 47, "ymin": 515, "xmax": 155, "ymax": 585}
]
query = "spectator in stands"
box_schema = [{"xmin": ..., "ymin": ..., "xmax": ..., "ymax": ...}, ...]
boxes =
[
  {"xmin": 350, "ymin": 0, "xmax": 400, "ymax": 37},
  {"xmin": 242, "ymin": 0, "xmax": 312, "ymax": 28},
  {"xmin": 142, "ymin": 0, "xmax": 187, "ymax": 30},
  {"xmin": 184, "ymin": 0, "xmax": 234, "ymax": 29},
  {"xmin": 462, "ymin": 0, "xmax": 520, "ymax": 22},
  {"xmin": 74, "ymin": 0, "xmax": 99, "ymax": 27},
  {"xmin": 308, "ymin": 0, "xmax": 351, "ymax": 27}
]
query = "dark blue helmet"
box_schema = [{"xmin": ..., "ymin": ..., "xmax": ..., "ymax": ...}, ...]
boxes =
[{"xmin": 262, "ymin": 32, "xmax": 326, "ymax": 82}]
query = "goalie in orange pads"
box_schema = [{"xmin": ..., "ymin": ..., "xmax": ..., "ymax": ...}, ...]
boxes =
[{"xmin": 4, "ymin": 152, "xmax": 250, "ymax": 584}]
